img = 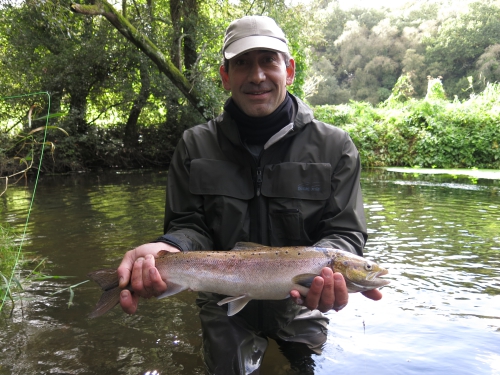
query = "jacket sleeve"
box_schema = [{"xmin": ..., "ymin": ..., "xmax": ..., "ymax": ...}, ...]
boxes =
[
  {"xmin": 154, "ymin": 137, "xmax": 213, "ymax": 251},
  {"xmin": 313, "ymin": 132, "xmax": 367, "ymax": 257}
]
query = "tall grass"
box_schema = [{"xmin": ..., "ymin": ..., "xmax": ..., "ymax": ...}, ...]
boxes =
[
  {"xmin": 314, "ymin": 81, "xmax": 500, "ymax": 169},
  {"xmin": 0, "ymin": 225, "xmax": 22, "ymax": 310},
  {"xmin": 0, "ymin": 225, "xmax": 83, "ymax": 316}
]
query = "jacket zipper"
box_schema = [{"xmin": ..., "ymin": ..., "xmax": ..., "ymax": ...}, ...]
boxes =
[{"xmin": 256, "ymin": 167, "xmax": 263, "ymax": 197}]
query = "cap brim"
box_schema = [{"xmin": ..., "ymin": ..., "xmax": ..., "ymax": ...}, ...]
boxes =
[{"xmin": 224, "ymin": 35, "xmax": 289, "ymax": 59}]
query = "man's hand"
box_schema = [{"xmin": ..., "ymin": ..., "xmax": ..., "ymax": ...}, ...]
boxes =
[
  {"xmin": 290, "ymin": 267, "xmax": 383, "ymax": 313},
  {"xmin": 117, "ymin": 242, "xmax": 180, "ymax": 314}
]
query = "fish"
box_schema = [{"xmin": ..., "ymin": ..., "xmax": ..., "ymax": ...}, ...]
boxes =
[{"xmin": 88, "ymin": 242, "xmax": 389, "ymax": 318}]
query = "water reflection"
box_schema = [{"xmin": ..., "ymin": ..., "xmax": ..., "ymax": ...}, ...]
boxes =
[{"xmin": 0, "ymin": 170, "xmax": 499, "ymax": 374}]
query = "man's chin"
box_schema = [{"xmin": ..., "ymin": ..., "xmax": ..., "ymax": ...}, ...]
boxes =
[{"xmin": 240, "ymin": 104, "xmax": 275, "ymax": 117}]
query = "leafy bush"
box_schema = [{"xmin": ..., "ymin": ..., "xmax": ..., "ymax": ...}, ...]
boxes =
[{"xmin": 314, "ymin": 82, "xmax": 500, "ymax": 169}]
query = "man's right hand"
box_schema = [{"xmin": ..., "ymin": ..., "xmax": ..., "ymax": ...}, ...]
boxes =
[{"xmin": 117, "ymin": 242, "xmax": 180, "ymax": 314}]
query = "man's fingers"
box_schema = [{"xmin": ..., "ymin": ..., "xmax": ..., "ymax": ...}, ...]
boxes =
[
  {"xmin": 120, "ymin": 289, "xmax": 139, "ymax": 314},
  {"xmin": 130, "ymin": 257, "xmax": 148, "ymax": 297},
  {"xmin": 142, "ymin": 254, "xmax": 156, "ymax": 290},
  {"xmin": 317, "ymin": 268, "xmax": 334, "ymax": 312},
  {"xmin": 332, "ymin": 273, "xmax": 348, "ymax": 312},
  {"xmin": 362, "ymin": 288, "xmax": 383, "ymax": 301},
  {"xmin": 144, "ymin": 255, "xmax": 168, "ymax": 296},
  {"xmin": 303, "ymin": 276, "xmax": 324, "ymax": 311},
  {"xmin": 117, "ymin": 249, "xmax": 137, "ymax": 288},
  {"xmin": 289, "ymin": 290, "xmax": 304, "ymax": 306}
]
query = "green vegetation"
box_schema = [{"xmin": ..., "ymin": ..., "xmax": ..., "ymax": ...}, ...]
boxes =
[
  {"xmin": 0, "ymin": 224, "xmax": 85, "ymax": 315},
  {"xmin": 0, "ymin": 225, "xmax": 23, "ymax": 311},
  {"xmin": 1, "ymin": 0, "xmax": 499, "ymax": 173},
  {"xmin": 307, "ymin": 1, "xmax": 500, "ymax": 105},
  {"xmin": 315, "ymin": 80, "xmax": 500, "ymax": 169}
]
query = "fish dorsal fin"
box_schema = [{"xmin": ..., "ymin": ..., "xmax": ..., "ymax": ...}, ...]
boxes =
[
  {"xmin": 292, "ymin": 273, "xmax": 318, "ymax": 288},
  {"xmin": 156, "ymin": 282, "xmax": 187, "ymax": 299},
  {"xmin": 217, "ymin": 294, "xmax": 252, "ymax": 316},
  {"xmin": 232, "ymin": 242, "xmax": 268, "ymax": 251}
]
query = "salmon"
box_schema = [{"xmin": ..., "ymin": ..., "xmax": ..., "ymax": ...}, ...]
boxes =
[{"xmin": 88, "ymin": 242, "xmax": 389, "ymax": 318}]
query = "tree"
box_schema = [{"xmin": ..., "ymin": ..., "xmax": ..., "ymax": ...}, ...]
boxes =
[
  {"xmin": 424, "ymin": 2, "xmax": 500, "ymax": 98},
  {"xmin": 71, "ymin": 0, "xmax": 211, "ymax": 120},
  {"xmin": 476, "ymin": 44, "xmax": 500, "ymax": 86}
]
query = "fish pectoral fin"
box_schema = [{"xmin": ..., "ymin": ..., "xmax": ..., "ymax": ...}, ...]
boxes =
[
  {"xmin": 217, "ymin": 294, "xmax": 252, "ymax": 316},
  {"xmin": 156, "ymin": 282, "xmax": 187, "ymax": 299},
  {"xmin": 232, "ymin": 242, "xmax": 268, "ymax": 250},
  {"xmin": 292, "ymin": 273, "xmax": 318, "ymax": 288}
]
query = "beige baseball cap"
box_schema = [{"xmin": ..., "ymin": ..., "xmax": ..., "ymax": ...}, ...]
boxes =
[{"xmin": 223, "ymin": 16, "xmax": 289, "ymax": 59}]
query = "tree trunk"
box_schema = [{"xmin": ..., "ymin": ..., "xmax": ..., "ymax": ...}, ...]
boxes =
[
  {"xmin": 124, "ymin": 57, "xmax": 151, "ymax": 148},
  {"xmin": 68, "ymin": 89, "xmax": 89, "ymax": 134},
  {"xmin": 182, "ymin": 0, "xmax": 198, "ymax": 72},
  {"xmin": 170, "ymin": 0, "xmax": 182, "ymax": 71}
]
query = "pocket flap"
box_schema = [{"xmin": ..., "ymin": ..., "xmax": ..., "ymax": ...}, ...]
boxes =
[
  {"xmin": 261, "ymin": 162, "xmax": 331, "ymax": 200},
  {"xmin": 189, "ymin": 159, "xmax": 254, "ymax": 199}
]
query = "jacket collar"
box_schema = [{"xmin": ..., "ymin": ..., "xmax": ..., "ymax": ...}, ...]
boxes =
[{"xmin": 216, "ymin": 93, "xmax": 314, "ymax": 148}]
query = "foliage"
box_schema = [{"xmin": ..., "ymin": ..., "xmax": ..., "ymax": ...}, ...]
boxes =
[
  {"xmin": 0, "ymin": 225, "xmax": 18, "ymax": 282},
  {"xmin": 424, "ymin": 1, "xmax": 500, "ymax": 97},
  {"xmin": 1, "ymin": 0, "xmax": 319, "ymax": 173},
  {"xmin": 0, "ymin": 224, "xmax": 83, "ymax": 315},
  {"xmin": 0, "ymin": 97, "xmax": 66, "ymax": 187},
  {"xmin": 307, "ymin": 1, "xmax": 500, "ymax": 105},
  {"xmin": 1, "ymin": 0, "xmax": 500, "ymax": 172},
  {"xmin": 314, "ymin": 81, "xmax": 500, "ymax": 169},
  {"xmin": 0, "ymin": 224, "xmax": 23, "ymax": 309}
]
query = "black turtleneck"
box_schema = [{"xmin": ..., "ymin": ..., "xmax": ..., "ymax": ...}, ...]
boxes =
[{"xmin": 224, "ymin": 93, "xmax": 294, "ymax": 145}]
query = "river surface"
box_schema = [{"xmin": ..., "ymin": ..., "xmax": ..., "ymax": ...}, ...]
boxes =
[{"xmin": 0, "ymin": 169, "xmax": 499, "ymax": 375}]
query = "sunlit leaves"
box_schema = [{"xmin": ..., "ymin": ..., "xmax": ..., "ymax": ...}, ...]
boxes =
[{"xmin": 314, "ymin": 82, "xmax": 500, "ymax": 169}]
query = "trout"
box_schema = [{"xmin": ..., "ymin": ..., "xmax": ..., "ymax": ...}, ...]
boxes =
[{"xmin": 88, "ymin": 242, "xmax": 389, "ymax": 318}]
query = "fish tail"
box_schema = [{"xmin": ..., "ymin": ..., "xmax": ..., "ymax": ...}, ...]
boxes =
[{"xmin": 88, "ymin": 269, "xmax": 121, "ymax": 318}]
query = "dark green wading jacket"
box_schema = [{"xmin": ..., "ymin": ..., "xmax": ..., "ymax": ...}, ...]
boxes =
[{"xmin": 157, "ymin": 95, "xmax": 368, "ymax": 332}]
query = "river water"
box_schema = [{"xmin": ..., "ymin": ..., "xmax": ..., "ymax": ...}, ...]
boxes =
[{"xmin": 0, "ymin": 169, "xmax": 499, "ymax": 375}]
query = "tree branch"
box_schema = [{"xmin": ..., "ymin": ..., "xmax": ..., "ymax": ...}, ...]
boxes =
[{"xmin": 70, "ymin": 1, "xmax": 209, "ymax": 121}]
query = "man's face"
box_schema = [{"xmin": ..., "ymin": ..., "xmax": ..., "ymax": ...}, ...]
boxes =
[{"xmin": 220, "ymin": 50, "xmax": 295, "ymax": 117}]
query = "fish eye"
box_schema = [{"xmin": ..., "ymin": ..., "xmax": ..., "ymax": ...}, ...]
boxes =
[{"xmin": 364, "ymin": 262, "xmax": 373, "ymax": 271}]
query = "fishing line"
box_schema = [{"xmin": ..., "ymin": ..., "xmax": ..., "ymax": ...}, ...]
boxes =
[{"xmin": 0, "ymin": 91, "xmax": 51, "ymax": 313}]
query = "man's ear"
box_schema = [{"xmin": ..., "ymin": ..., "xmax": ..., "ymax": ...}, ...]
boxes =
[
  {"xmin": 220, "ymin": 65, "xmax": 231, "ymax": 90},
  {"xmin": 286, "ymin": 59, "xmax": 296, "ymax": 86}
]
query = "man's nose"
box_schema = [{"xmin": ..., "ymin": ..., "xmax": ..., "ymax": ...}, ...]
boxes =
[{"xmin": 248, "ymin": 62, "xmax": 266, "ymax": 84}]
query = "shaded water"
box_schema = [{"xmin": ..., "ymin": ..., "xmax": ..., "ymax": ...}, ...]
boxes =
[{"xmin": 1, "ymin": 170, "xmax": 499, "ymax": 374}]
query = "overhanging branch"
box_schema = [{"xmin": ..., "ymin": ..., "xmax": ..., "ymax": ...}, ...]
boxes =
[{"xmin": 71, "ymin": 1, "xmax": 210, "ymax": 121}]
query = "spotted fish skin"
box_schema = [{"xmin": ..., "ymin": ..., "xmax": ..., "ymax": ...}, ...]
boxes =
[{"xmin": 88, "ymin": 242, "xmax": 389, "ymax": 318}]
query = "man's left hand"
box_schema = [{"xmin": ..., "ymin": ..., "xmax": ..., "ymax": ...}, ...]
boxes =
[{"xmin": 290, "ymin": 267, "xmax": 383, "ymax": 313}]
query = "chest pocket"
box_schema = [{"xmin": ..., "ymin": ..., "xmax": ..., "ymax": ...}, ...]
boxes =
[
  {"xmin": 189, "ymin": 159, "xmax": 253, "ymax": 199},
  {"xmin": 261, "ymin": 162, "xmax": 331, "ymax": 199},
  {"xmin": 261, "ymin": 162, "xmax": 332, "ymax": 246},
  {"xmin": 189, "ymin": 159, "xmax": 254, "ymax": 248}
]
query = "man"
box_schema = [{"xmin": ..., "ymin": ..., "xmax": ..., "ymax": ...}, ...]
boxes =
[{"xmin": 118, "ymin": 15, "xmax": 382, "ymax": 374}]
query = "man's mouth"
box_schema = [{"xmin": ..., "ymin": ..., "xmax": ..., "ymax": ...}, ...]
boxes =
[{"xmin": 247, "ymin": 91, "xmax": 270, "ymax": 96}]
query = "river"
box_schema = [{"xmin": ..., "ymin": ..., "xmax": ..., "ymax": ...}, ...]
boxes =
[{"xmin": 0, "ymin": 169, "xmax": 499, "ymax": 374}]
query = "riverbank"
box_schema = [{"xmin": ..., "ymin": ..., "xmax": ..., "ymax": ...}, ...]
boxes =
[
  {"xmin": 1, "ymin": 82, "xmax": 499, "ymax": 175},
  {"xmin": 314, "ymin": 82, "xmax": 500, "ymax": 169}
]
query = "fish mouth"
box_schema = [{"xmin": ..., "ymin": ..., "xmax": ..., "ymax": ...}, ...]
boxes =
[
  {"xmin": 364, "ymin": 269, "xmax": 390, "ymax": 287},
  {"xmin": 345, "ymin": 268, "xmax": 390, "ymax": 292},
  {"xmin": 366, "ymin": 269, "xmax": 388, "ymax": 281}
]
